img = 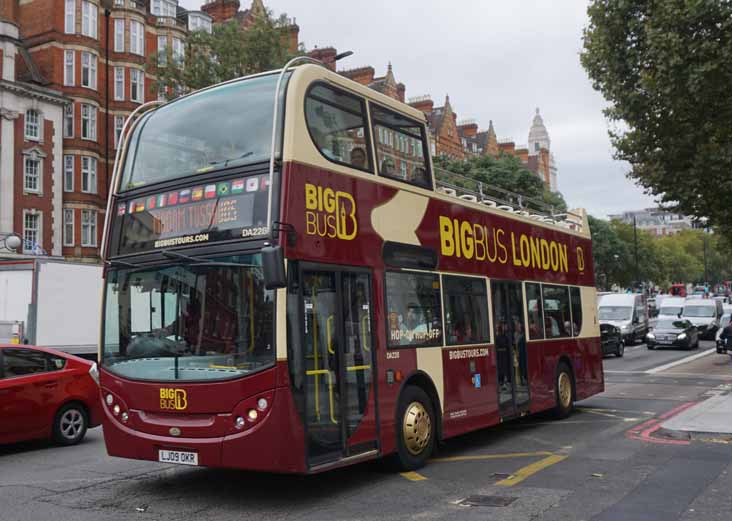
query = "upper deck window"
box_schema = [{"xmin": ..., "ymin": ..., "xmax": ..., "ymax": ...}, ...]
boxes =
[
  {"xmin": 370, "ymin": 104, "xmax": 431, "ymax": 189},
  {"xmin": 119, "ymin": 73, "xmax": 289, "ymax": 192},
  {"xmin": 304, "ymin": 84, "xmax": 372, "ymax": 173}
]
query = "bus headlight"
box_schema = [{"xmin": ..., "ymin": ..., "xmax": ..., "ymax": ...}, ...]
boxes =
[
  {"xmin": 247, "ymin": 409, "xmax": 258, "ymax": 422},
  {"xmin": 235, "ymin": 416, "xmax": 245, "ymax": 429},
  {"xmin": 106, "ymin": 394, "xmax": 114, "ymax": 406},
  {"xmin": 121, "ymin": 412, "xmax": 129, "ymax": 423},
  {"xmin": 257, "ymin": 398, "xmax": 268, "ymax": 411},
  {"xmin": 113, "ymin": 404, "xmax": 121, "ymax": 416}
]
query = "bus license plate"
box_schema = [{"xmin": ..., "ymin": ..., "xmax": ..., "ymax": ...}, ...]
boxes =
[{"xmin": 158, "ymin": 449, "xmax": 198, "ymax": 466}]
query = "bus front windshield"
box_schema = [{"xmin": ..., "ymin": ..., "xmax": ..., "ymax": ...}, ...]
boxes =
[
  {"xmin": 120, "ymin": 73, "xmax": 289, "ymax": 191},
  {"xmin": 102, "ymin": 254, "xmax": 274, "ymax": 382}
]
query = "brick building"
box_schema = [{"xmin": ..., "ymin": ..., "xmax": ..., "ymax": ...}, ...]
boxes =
[{"xmin": 0, "ymin": 0, "xmax": 218, "ymax": 261}]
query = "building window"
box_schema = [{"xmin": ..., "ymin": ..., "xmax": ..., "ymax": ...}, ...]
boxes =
[
  {"xmin": 81, "ymin": 156, "xmax": 97, "ymax": 194},
  {"xmin": 64, "ymin": 103, "xmax": 74, "ymax": 138},
  {"xmin": 152, "ymin": 0, "xmax": 177, "ymax": 17},
  {"xmin": 81, "ymin": 0, "xmax": 98, "ymax": 39},
  {"xmin": 24, "ymin": 110, "xmax": 40, "ymax": 140},
  {"xmin": 24, "ymin": 156, "xmax": 41, "ymax": 192},
  {"xmin": 63, "ymin": 155, "xmax": 74, "ymax": 192},
  {"xmin": 172, "ymin": 37, "xmax": 184, "ymax": 63},
  {"xmin": 130, "ymin": 69, "xmax": 144, "ymax": 103},
  {"xmin": 81, "ymin": 52, "xmax": 97, "ymax": 90},
  {"xmin": 81, "ymin": 210, "xmax": 97, "ymax": 247},
  {"xmin": 114, "ymin": 19, "xmax": 125, "ymax": 52},
  {"xmin": 385, "ymin": 271, "xmax": 443, "ymax": 348},
  {"xmin": 304, "ymin": 83, "xmax": 373, "ymax": 173},
  {"xmin": 81, "ymin": 104, "xmax": 97, "ymax": 141},
  {"xmin": 114, "ymin": 67, "xmax": 125, "ymax": 100},
  {"xmin": 23, "ymin": 212, "xmax": 41, "ymax": 253},
  {"xmin": 130, "ymin": 20, "xmax": 144, "ymax": 56},
  {"xmin": 63, "ymin": 209, "xmax": 75, "ymax": 247},
  {"xmin": 64, "ymin": 0, "xmax": 75, "ymax": 34},
  {"xmin": 64, "ymin": 50, "xmax": 75, "ymax": 86},
  {"xmin": 114, "ymin": 0, "xmax": 123, "ymax": 5},
  {"xmin": 114, "ymin": 116, "xmax": 124, "ymax": 148},
  {"xmin": 157, "ymin": 35, "xmax": 167, "ymax": 66}
]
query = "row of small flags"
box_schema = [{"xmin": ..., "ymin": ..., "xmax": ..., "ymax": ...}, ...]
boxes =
[{"xmin": 119, "ymin": 175, "xmax": 269, "ymax": 216}]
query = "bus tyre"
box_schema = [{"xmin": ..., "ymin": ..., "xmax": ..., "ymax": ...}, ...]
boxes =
[
  {"xmin": 53, "ymin": 403, "xmax": 88, "ymax": 446},
  {"xmin": 554, "ymin": 363, "xmax": 574, "ymax": 419},
  {"xmin": 394, "ymin": 386, "xmax": 435, "ymax": 471}
]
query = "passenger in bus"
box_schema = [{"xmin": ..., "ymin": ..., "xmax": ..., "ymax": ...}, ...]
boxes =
[
  {"xmin": 495, "ymin": 320, "xmax": 512, "ymax": 392},
  {"xmin": 545, "ymin": 315, "xmax": 561, "ymax": 337},
  {"xmin": 381, "ymin": 157, "xmax": 395, "ymax": 176},
  {"xmin": 350, "ymin": 147, "xmax": 366, "ymax": 169},
  {"xmin": 411, "ymin": 166, "xmax": 428, "ymax": 186},
  {"xmin": 513, "ymin": 318, "xmax": 528, "ymax": 386},
  {"xmin": 400, "ymin": 304, "xmax": 428, "ymax": 344}
]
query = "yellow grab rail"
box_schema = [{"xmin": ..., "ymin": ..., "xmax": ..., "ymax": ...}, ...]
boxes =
[
  {"xmin": 327, "ymin": 315, "xmax": 335, "ymax": 354},
  {"xmin": 361, "ymin": 314, "xmax": 370, "ymax": 352},
  {"xmin": 305, "ymin": 369, "xmax": 337, "ymax": 424}
]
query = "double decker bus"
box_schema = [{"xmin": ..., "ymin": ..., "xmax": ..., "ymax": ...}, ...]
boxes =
[{"xmin": 100, "ymin": 61, "xmax": 603, "ymax": 473}]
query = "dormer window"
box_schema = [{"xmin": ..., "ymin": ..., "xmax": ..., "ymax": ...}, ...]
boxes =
[{"xmin": 152, "ymin": 0, "xmax": 178, "ymax": 17}]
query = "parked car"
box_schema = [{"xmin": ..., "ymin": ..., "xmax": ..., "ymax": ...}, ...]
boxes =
[
  {"xmin": 646, "ymin": 319, "xmax": 700, "ymax": 350},
  {"xmin": 598, "ymin": 293, "xmax": 649, "ymax": 344},
  {"xmin": 681, "ymin": 298, "xmax": 723, "ymax": 339},
  {"xmin": 0, "ymin": 345, "xmax": 101, "ymax": 446},
  {"xmin": 715, "ymin": 313, "xmax": 732, "ymax": 355},
  {"xmin": 600, "ymin": 323, "xmax": 624, "ymax": 357}
]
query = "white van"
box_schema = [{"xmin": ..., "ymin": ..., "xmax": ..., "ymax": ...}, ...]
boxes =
[
  {"xmin": 682, "ymin": 298, "xmax": 723, "ymax": 340},
  {"xmin": 598, "ymin": 293, "xmax": 649, "ymax": 344},
  {"xmin": 657, "ymin": 297, "xmax": 685, "ymax": 319}
]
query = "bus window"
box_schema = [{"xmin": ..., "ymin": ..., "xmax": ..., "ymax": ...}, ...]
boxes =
[
  {"xmin": 525, "ymin": 283, "xmax": 545, "ymax": 340},
  {"xmin": 370, "ymin": 104, "xmax": 431, "ymax": 189},
  {"xmin": 442, "ymin": 275, "xmax": 489, "ymax": 346},
  {"xmin": 385, "ymin": 271, "xmax": 442, "ymax": 348},
  {"xmin": 542, "ymin": 285, "xmax": 571, "ymax": 339},
  {"xmin": 305, "ymin": 84, "xmax": 372, "ymax": 172},
  {"xmin": 570, "ymin": 287, "xmax": 583, "ymax": 336}
]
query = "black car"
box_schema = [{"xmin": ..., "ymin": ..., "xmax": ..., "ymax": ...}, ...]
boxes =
[
  {"xmin": 646, "ymin": 319, "xmax": 699, "ymax": 350},
  {"xmin": 601, "ymin": 323, "xmax": 624, "ymax": 357}
]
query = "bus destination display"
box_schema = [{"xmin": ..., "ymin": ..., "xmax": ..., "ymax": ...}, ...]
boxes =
[{"xmin": 111, "ymin": 175, "xmax": 270, "ymax": 255}]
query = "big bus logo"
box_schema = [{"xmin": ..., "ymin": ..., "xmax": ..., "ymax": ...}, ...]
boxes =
[
  {"xmin": 304, "ymin": 183, "xmax": 358, "ymax": 240},
  {"xmin": 159, "ymin": 388, "xmax": 188, "ymax": 411},
  {"xmin": 576, "ymin": 246, "xmax": 585, "ymax": 274}
]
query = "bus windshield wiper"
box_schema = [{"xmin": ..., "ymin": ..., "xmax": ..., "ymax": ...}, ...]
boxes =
[
  {"xmin": 209, "ymin": 151, "xmax": 254, "ymax": 169},
  {"xmin": 106, "ymin": 259, "xmax": 140, "ymax": 269}
]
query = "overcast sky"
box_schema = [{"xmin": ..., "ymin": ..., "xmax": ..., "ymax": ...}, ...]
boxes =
[{"xmin": 179, "ymin": 0, "xmax": 656, "ymax": 218}]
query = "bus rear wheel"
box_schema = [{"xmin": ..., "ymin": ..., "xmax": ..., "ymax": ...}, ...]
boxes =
[
  {"xmin": 394, "ymin": 386, "xmax": 435, "ymax": 471},
  {"xmin": 554, "ymin": 363, "xmax": 575, "ymax": 419}
]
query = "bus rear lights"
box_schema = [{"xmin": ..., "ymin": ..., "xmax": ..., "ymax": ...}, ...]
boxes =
[
  {"xmin": 247, "ymin": 409, "xmax": 258, "ymax": 422},
  {"xmin": 235, "ymin": 416, "xmax": 246, "ymax": 429},
  {"xmin": 257, "ymin": 398, "xmax": 268, "ymax": 411}
]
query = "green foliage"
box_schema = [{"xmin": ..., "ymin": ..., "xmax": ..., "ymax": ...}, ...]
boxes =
[
  {"xmin": 581, "ymin": 1, "xmax": 732, "ymax": 238},
  {"xmin": 589, "ymin": 216, "xmax": 732, "ymax": 290},
  {"xmin": 150, "ymin": 11, "xmax": 301, "ymax": 99},
  {"xmin": 435, "ymin": 154, "xmax": 568, "ymax": 213}
]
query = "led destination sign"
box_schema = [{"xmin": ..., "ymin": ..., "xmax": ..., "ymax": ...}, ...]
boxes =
[{"xmin": 110, "ymin": 175, "xmax": 270, "ymax": 255}]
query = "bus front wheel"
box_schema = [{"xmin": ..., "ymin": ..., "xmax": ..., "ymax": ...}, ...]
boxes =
[{"xmin": 394, "ymin": 386, "xmax": 435, "ymax": 470}]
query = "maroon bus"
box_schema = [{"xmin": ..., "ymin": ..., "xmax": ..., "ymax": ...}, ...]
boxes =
[{"xmin": 99, "ymin": 61, "xmax": 603, "ymax": 473}]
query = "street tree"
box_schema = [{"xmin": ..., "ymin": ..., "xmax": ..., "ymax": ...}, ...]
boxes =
[
  {"xmin": 581, "ymin": 1, "xmax": 732, "ymax": 237},
  {"xmin": 151, "ymin": 12, "xmax": 301, "ymax": 99}
]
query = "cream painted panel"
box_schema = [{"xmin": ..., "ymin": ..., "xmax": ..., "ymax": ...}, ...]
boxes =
[
  {"xmin": 416, "ymin": 347, "xmax": 444, "ymax": 413},
  {"xmin": 370, "ymin": 191, "xmax": 429, "ymax": 246},
  {"xmin": 276, "ymin": 287, "xmax": 287, "ymax": 360},
  {"xmin": 578, "ymin": 286, "xmax": 600, "ymax": 339}
]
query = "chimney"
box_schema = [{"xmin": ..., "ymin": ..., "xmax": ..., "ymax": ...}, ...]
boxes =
[
  {"xmin": 408, "ymin": 95, "xmax": 434, "ymax": 115},
  {"xmin": 201, "ymin": 0, "xmax": 240, "ymax": 24}
]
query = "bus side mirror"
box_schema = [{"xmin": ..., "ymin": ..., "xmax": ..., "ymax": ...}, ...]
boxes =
[{"xmin": 262, "ymin": 245, "xmax": 286, "ymax": 290}]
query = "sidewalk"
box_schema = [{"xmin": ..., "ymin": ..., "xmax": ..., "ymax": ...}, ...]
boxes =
[{"xmin": 661, "ymin": 384, "xmax": 732, "ymax": 440}]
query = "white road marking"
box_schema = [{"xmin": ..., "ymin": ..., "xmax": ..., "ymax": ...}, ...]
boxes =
[{"xmin": 645, "ymin": 348, "xmax": 716, "ymax": 374}]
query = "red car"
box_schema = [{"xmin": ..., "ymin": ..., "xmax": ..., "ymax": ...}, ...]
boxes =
[{"xmin": 0, "ymin": 345, "xmax": 102, "ymax": 446}]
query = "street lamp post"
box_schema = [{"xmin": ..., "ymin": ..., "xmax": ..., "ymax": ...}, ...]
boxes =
[{"xmin": 101, "ymin": 0, "xmax": 114, "ymax": 198}]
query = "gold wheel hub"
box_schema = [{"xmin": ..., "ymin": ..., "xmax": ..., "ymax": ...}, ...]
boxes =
[
  {"xmin": 558, "ymin": 372, "xmax": 572, "ymax": 409},
  {"xmin": 403, "ymin": 401, "xmax": 431, "ymax": 456}
]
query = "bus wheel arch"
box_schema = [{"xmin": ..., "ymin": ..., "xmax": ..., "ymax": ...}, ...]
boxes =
[{"xmin": 392, "ymin": 371, "xmax": 441, "ymax": 470}]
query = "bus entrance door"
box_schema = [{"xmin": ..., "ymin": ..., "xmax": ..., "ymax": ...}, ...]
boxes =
[
  {"xmin": 300, "ymin": 267, "xmax": 375, "ymax": 468},
  {"xmin": 491, "ymin": 281, "xmax": 530, "ymax": 419}
]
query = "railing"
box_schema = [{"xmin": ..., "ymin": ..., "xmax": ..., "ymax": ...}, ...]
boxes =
[
  {"xmin": 156, "ymin": 16, "xmax": 187, "ymax": 30},
  {"xmin": 116, "ymin": 0, "xmax": 146, "ymax": 14},
  {"xmin": 433, "ymin": 167, "xmax": 584, "ymax": 232}
]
